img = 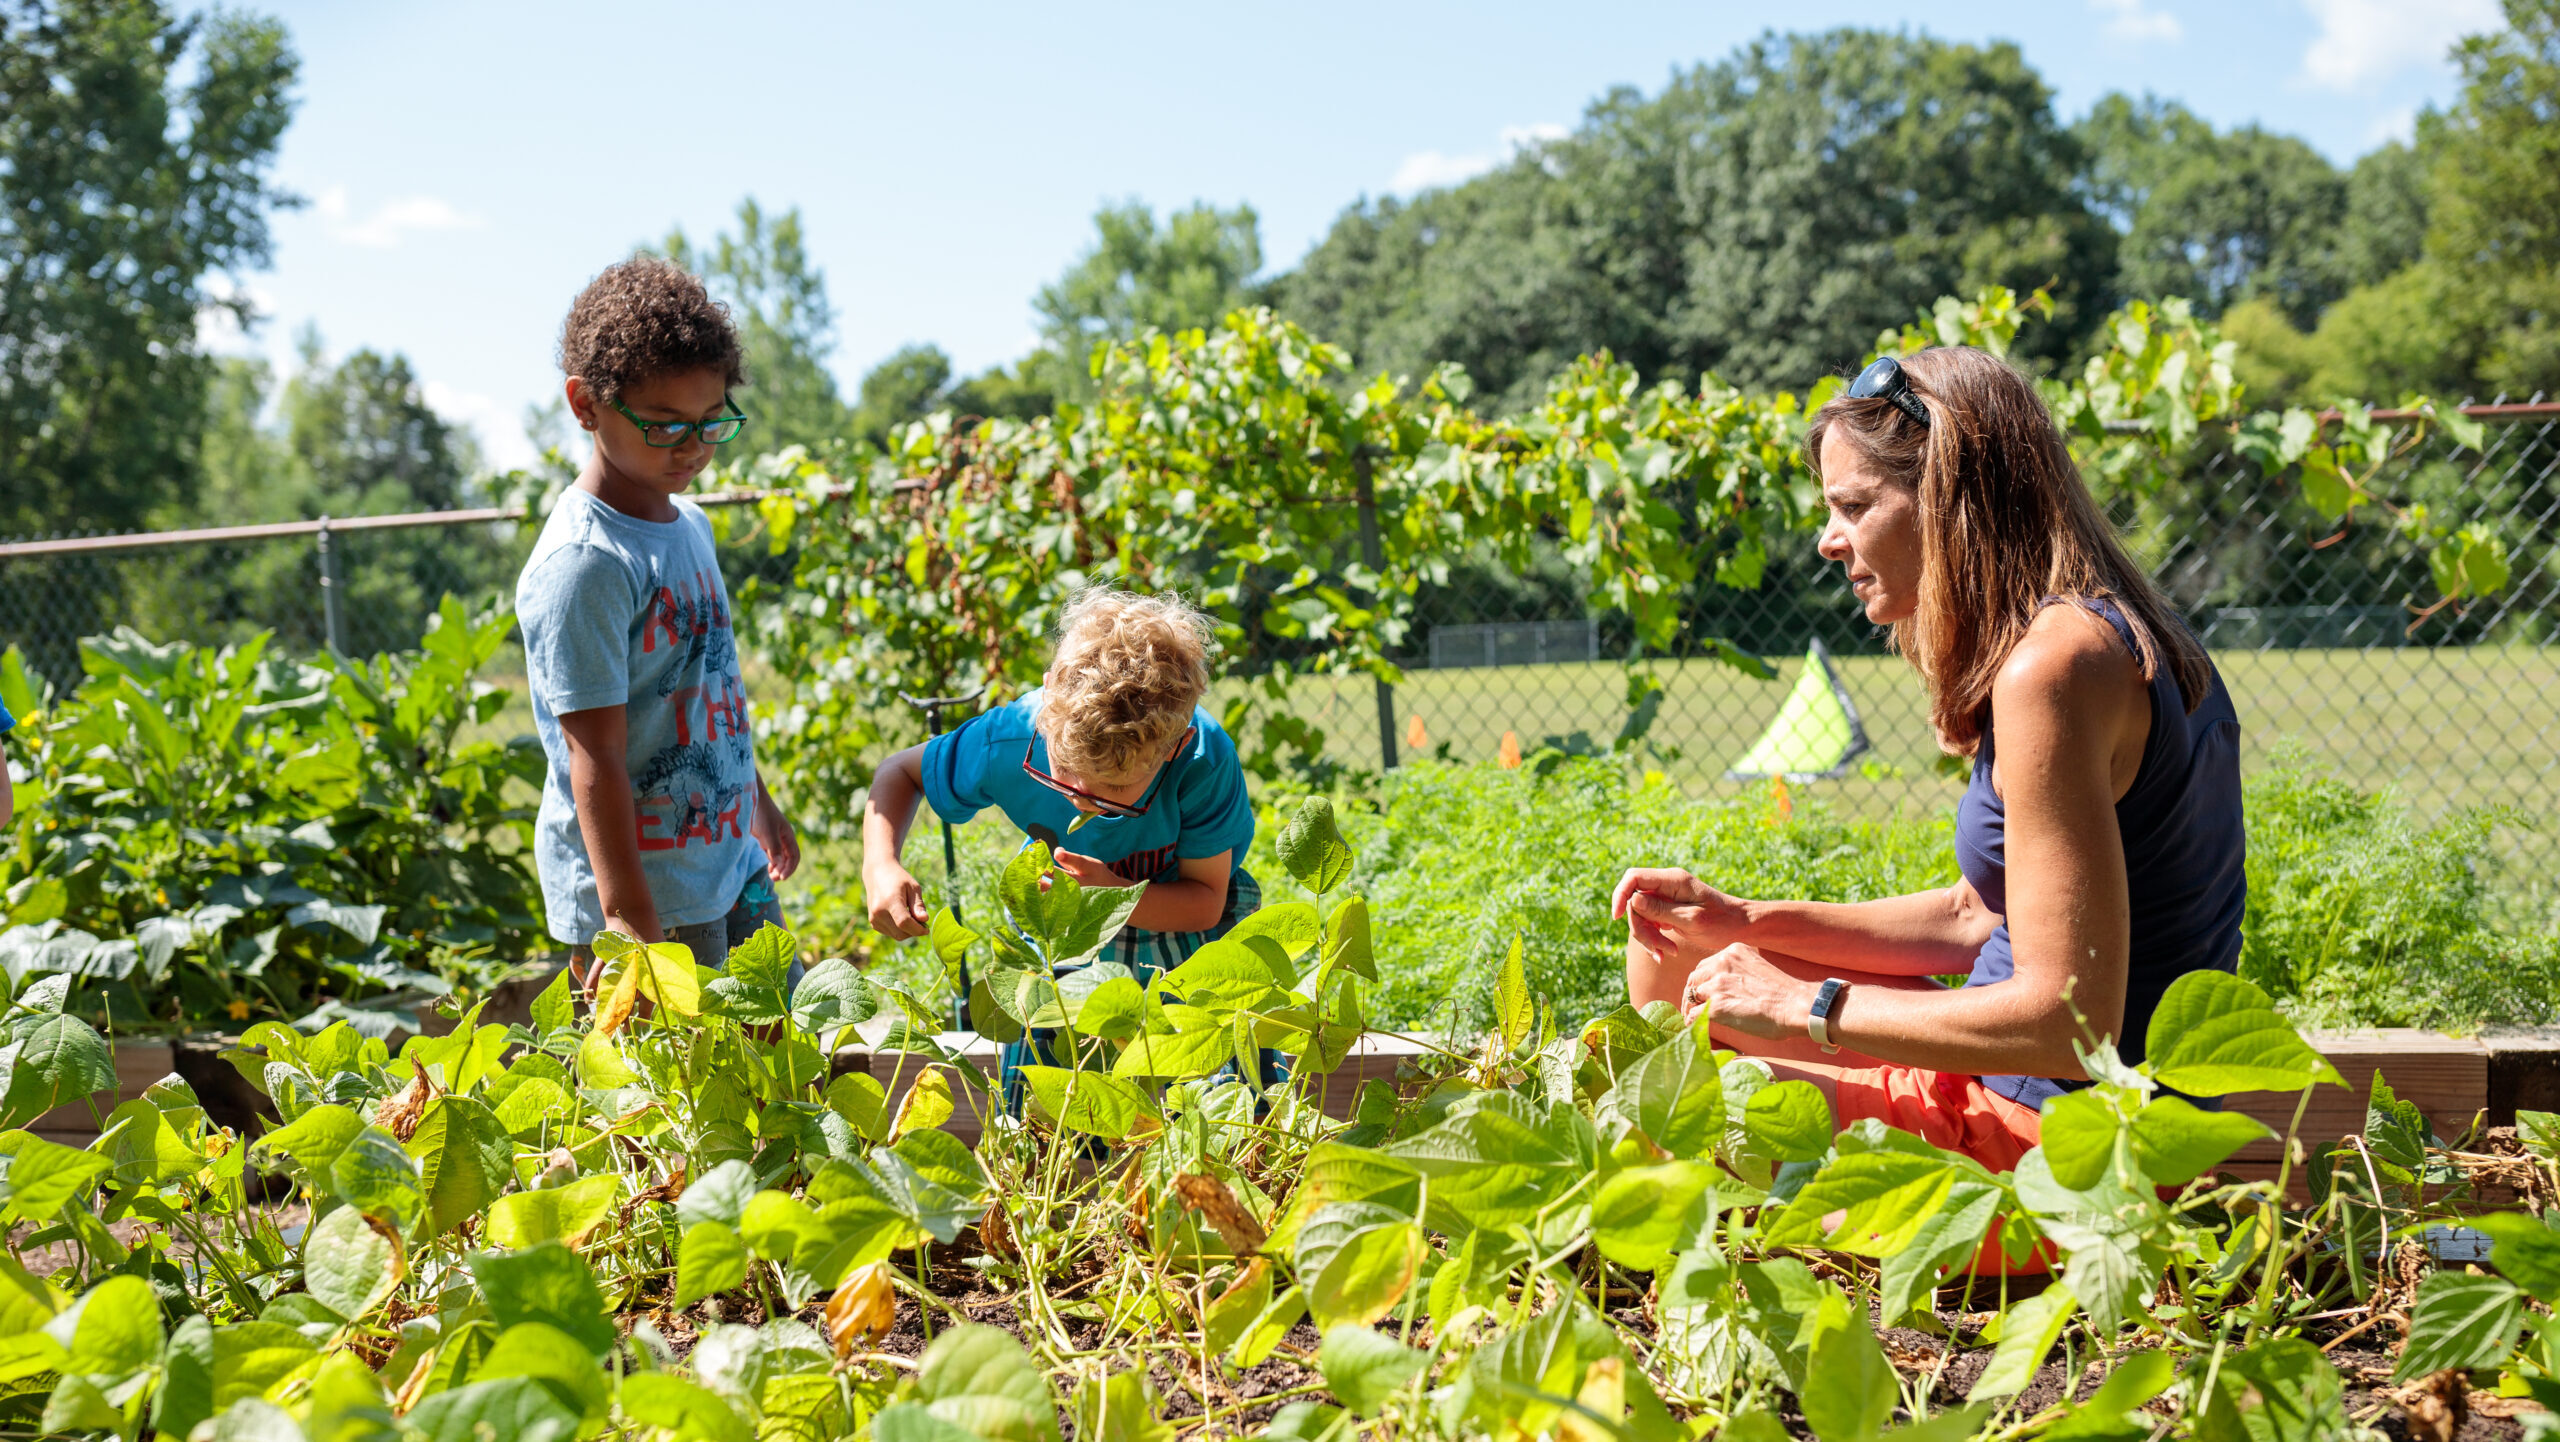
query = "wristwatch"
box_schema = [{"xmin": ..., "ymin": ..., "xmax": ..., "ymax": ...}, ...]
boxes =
[{"xmin": 1809, "ymin": 978, "xmax": 1850, "ymax": 1054}]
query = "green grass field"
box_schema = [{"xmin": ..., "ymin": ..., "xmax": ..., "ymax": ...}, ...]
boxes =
[
  {"xmin": 1264, "ymin": 646, "xmax": 2560, "ymax": 829},
  {"xmin": 467, "ymin": 641, "xmax": 2560, "ymax": 924}
]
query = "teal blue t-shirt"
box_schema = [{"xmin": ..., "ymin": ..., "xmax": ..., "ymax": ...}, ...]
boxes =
[{"xmin": 920, "ymin": 691, "xmax": 1253, "ymax": 882}]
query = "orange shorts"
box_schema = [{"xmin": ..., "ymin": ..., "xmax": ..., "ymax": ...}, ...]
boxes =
[
  {"xmin": 1833, "ymin": 1064, "xmax": 2050, "ymax": 1277},
  {"xmin": 1833, "ymin": 1064, "xmax": 2044, "ymax": 1171}
]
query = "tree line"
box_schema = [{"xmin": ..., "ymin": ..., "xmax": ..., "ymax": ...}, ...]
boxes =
[{"xmin": 2, "ymin": 0, "xmax": 2553, "ymax": 555}]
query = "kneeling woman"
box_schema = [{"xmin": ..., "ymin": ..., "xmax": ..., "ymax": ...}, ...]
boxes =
[{"xmin": 1616, "ymin": 347, "xmax": 2243, "ymax": 1170}]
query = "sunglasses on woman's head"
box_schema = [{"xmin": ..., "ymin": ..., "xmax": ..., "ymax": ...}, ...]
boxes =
[
  {"xmin": 1848, "ymin": 356, "xmax": 1931, "ymax": 428},
  {"xmin": 1021, "ymin": 726, "xmax": 1195, "ymax": 820}
]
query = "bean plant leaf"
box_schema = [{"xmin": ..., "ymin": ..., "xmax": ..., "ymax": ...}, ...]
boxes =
[
  {"xmin": 330, "ymin": 1126, "xmax": 425, "ymax": 1232},
  {"xmin": 588, "ymin": 934, "xmax": 702, "ymax": 1035},
  {"xmin": 0, "ymin": 1132, "xmax": 110, "ymax": 1221},
  {"xmin": 1322, "ymin": 897, "xmax": 1376, "ymax": 983},
  {"xmin": 1017, "ymin": 1066, "xmax": 1157, "ymax": 1141},
  {"xmin": 1309, "ymin": 1220, "xmax": 1426, "ymax": 1331},
  {"xmin": 1200, "ymin": 1258, "xmax": 1273, "ymax": 1358},
  {"xmin": 677, "ymin": 1223, "xmax": 749, "ymax": 1310},
  {"xmin": 1612, "ymin": 1013, "xmax": 1721, "ymax": 1160},
  {"xmin": 1742, "ymin": 1080, "xmax": 1832, "ymax": 1163},
  {"xmin": 618, "ymin": 1374, "xmax": 753, "ymax": 1442},
  {"xmin": 2195, "ymin": 1338, "xmax": 2344, "ymax": 1442},
  {"xmin": 0, "ymin": 1012, "xmax": 116, "ymax": 1128},
  {"xmin": 1494, "ymin": 934, "xmax": 1532, "ymax": 1051},
  {"xmin": 2393, "ymin": 1272, "xmax": 2524, "ymax": 1382},
  {"xmin": 2128, "ymin": 1096, "xmax": 2272, "ymax": 1186},
  {"xmin": 1763, "ymin": 1150, "xmax": 1960, "ymax": 1256},
  {"xmin": 676, "ymin": 1160, "xmax": 762, "ymax": 1230},
  {"xmin": 2470, "ymin": 1211, "xmax": 2560, "ymax": 1303},
  {"xmin": 1800, "ymin": 1290, "xmax": 1897, "ymax": 1442},
  {"xmin": 527, "ymin": 967, "xmax": 575, "ymax": 1035},
  {"xmin": 486, "ymin": 1174, "xmax": 620, "ymax": 1249},
  {"xmin": 1318, "ymin": 1325, "xmax": 1426, "ymax": 1416},
  {"xmin": 1591, "ymin": 1161, "xmax": 1716, "ymax": 1273},
  {"xmin": 906, "ymin": 1322, "xmax": 1062, "ymax": 1442},
  {"xmin": 478, "ymin": 1322, "xmax": 609, "ymax": 1421},
  {"xmin": 465, "ymin": 1242, "xmax": 615, "ymax": 1357},
  {"xmin": 401, "ymin": 1376, "xmax": 582, "ymax": 1442},
  {"xmin": 1227, "ymin": 902, "xmax": 1320, "ymax": 961},
  {"xmin": 2143, "ymin": 971, "xmax": 2344, "ymax": 1096},
  {"xmin": 408, "ymin": 1095, "xmax": 513, "ymax": 1239},
  {"xmin": 302, "ymin": 1204, "xmax": 399, "ymax": 1322},
  {"xmin": 1070, "ymin": 1369, "xmax": 1173, "ymax": 1442},
  {"xmin": 1875, "ymin": 1180, "xmax": 2003, "ymax": 1324},
  {"xmin": 1275, "ymin": 796, "xmax": 1353, "ymax": 895},
  {"xmin": 1969, "ymin": 1284, "xmax": 2077, "ymax": 1400},
  {"xmin": 869, "ymin": 1129, "xmax": 992, "ymax": 1243}
]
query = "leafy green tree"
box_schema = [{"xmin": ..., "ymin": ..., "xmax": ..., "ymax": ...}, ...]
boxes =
[
  {"xmin": 0, "ymin": 0, "xmax": 298, "ymax": 537},
  {"xmin": 150, "ymin": 341, "xmax": 506, "ymax": 653},
  {"xmin": 2427, "ymin": 0, "xmax": 2560, "ymax": 396},
  {"xmin": 1033, "ymin": 200, "xmax": 1264, "ymax": 402},
  {"xmin": 849, "ymin": 343, "xmax": 953, "ymax": 450},
  {"xmin": 1278, "ymin": 30, "xmax": 2112, "ymax": 406},
  {"xmin": 2340, "ymin": 141, "xmax": 2432, "ymax": 289},
  {"xmin": 663, "ymin": 198, "xmax": 850, "ymax": 457},
  {"xmin": 2075, "ymin": 94, "xmax": 2349, "ymax": 327}
]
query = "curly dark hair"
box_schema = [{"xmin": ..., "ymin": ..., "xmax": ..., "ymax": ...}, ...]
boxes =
[{"xmin": 558, "ymin": 255, "xmax": 745, "ymax": 403}]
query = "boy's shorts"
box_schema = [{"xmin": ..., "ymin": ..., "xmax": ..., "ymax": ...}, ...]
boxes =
[{"xmin": 571, "ymin": 872, "xmax": 800, "ymax": 989}]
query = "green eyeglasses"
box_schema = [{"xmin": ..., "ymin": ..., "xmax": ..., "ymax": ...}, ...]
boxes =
[{"xmin": 611, "ymin": 396, "xmax": 749, "ymax": 448}]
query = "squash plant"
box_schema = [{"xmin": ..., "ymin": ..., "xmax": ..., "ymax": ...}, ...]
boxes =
[
  {"xmin": 0, "ymin": 596, "xmax": 543, "ymax": 1036},
  {"xmin": 0, "ymin": 794, "xmax": 2551, "ymax": 1439}
]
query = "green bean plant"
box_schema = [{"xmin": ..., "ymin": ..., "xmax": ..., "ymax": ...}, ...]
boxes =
[{"xmin": 2, "ymin": 794, "xmax": 2554, "ymax": 1439}]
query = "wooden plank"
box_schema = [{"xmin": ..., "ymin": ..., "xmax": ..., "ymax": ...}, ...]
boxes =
[{"xmin": 2224, "ymin": 1030, "xmax": 2487, "ymax": 1165}]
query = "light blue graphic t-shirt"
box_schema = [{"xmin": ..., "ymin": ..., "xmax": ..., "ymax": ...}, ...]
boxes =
[
  {"xmin": 516, "ymin": 488, "xmax": 766, "ymax": 944},
  {"xmin": 920, "ymin": 691, "xmax": 1254, "ymax": 883}
]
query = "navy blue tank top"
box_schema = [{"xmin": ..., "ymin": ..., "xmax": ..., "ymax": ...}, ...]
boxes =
[{"xmin": 1956, "ymin": 597, "xmax": 2246, "ymax": 1108}]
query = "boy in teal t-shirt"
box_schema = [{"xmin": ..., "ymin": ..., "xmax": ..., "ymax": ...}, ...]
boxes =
[{"xmin": 861, "ymin": 590, "xmax": 1263, "ymax": 1094}]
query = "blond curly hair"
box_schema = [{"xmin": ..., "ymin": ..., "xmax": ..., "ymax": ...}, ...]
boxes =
[{"xmin": 1040, "ymin": 589, "xmax": 1217, "ymax": 784}]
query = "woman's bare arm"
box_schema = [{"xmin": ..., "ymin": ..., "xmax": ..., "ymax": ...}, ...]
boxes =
[{"xmin": 1674, "ymin": 610, "xmax": 2148, "ymax": 1079}]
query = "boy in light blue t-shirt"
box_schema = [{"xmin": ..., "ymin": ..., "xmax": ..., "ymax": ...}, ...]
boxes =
[{"xmin": 516, "ymin": 257, "xmax": 801, "ymax": 991}]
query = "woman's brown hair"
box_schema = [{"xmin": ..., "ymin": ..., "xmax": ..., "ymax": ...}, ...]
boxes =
[{"xmin": 1804, "ymin": 346, "xmax": 2211, "ymax": 756}]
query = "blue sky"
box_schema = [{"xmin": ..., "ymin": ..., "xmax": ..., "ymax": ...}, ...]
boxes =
[{"xmin": 209, "ymin": 0, "xmax": 2500, "ymax": 470}]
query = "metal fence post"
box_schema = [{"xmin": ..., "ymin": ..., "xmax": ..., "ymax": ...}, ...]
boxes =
[
  {"xmin": 1353, "ymin": 454, "xmax": 1398, "ymax": 770},
  {"xmin": 316, "ymin": 516, "xmax": 347, "ymax": 656}
]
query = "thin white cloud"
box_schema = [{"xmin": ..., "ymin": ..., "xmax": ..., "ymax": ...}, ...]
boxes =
[
  {"xmin": 314, "ymin": 185, "xmax": 484, "ymax": 249},
  {"xmin": 2366, "ymin": 102, "xmax": 2420, "ymax": 146},
  {"xmin": 2091, "ymin": 0, "xmax": 2182, "ymax": 42},
  {"xmin": 1388, "ymin": 122, "xmax": 1569, "ymax": 196},
  {"xmin": 422, "ymin": 379, "xmax": 536, "ymax": 471},
  {"xmin": 2300, "ymin": 0, "xmax": 2500, "ymax": 91}
]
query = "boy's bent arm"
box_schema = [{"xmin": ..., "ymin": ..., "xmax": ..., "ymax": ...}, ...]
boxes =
[
  {"xmin": 862, "ymin": 744, "xmax": 931, "ymax": 938},
  {"xmin": 1125, "ymin": 851, "xmax": 1232, "ymax": 934},
  {"xmin": 557, "ymin": 706, "xmax": 662, "ymax": 948}
]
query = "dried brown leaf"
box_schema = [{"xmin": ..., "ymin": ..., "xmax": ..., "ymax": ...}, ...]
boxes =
[
  {"xmin": 824, "ymin": 1262, "xmax": 898, "ymax": 1359},
  {"xmin": 1173, "ymin": 1171, "xmax": 1266, "ymax": 1257}
]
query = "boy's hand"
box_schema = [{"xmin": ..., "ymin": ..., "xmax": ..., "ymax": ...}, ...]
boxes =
[
  {"xmin": 864, "ymin": 863, "xmax": 930, "ymax": 939},
  {"xmin": 1051, "ymin": 850, "xmax": 1134, "ymax": 889},
  {"xmin": 752, "ymin": 787, "xmax": 801, "ymax": 882}
]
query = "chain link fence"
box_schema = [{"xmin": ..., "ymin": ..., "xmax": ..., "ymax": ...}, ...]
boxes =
[{"xmin": 4, "ymin": 404, "xmax": 2554, "ymax": 900}]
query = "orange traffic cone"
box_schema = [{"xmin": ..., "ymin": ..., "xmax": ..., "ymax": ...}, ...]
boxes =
[
  {"xmin": 1407, "ymin": 714, "xmax": 1428, "ymax": 750},
  {"xmin": 1498, "ymin": 731, "xmax": 1522, "ymax": 770}
]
